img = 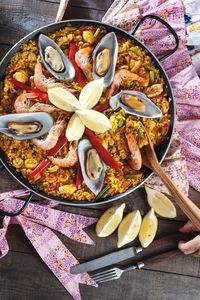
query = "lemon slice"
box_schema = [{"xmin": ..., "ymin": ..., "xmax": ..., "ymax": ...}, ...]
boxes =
[
  {"xmin": 145, "ymin": 186, "xmax": 177, "ymax": 218},
  {"xmin": 66, "ymin": 113, "xmax": 85, "ymax": 141},
  {"xmin": 96, "ymin": 203, "xmax": 126, "ymax": 237},
  {"xmin": 48, "ymin": 87, "xmax": 81, "ymax": 112},
  {"xmin": 117, "ymin": 210, "xmax": 142, "ymax": 248},
  {"xmin": 79, "ymin": 78, "xmax": 104, "ymax": 109},
  {"xmin": 139, "ymin": 208, "xmax": 158, "ymax": 248},
  {"xmin": 76, "ymin": 109, "xmax": 111, "ymax": 133}
]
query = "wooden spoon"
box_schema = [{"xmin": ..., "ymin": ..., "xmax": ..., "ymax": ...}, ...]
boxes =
[
  {"xmin": 141, "ymin": 130, "xmax": 200, "ymax": 230},
  {"xmin": 55, "ymin": 0, "xmax": 69, "ymax": 23}
]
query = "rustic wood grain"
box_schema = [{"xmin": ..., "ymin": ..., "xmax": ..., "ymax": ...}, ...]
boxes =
[
  {"xmin": 0, "ymin": 251, "xmax": 200, "ymax": 300},
  {"xmin": 0, "ymin": 0, "xmax": 200, "ymax": 299}
]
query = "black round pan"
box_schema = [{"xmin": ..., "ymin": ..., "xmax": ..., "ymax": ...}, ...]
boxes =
[{"xmin": 0, "ymin": 15, "xmax": 179, "ymax": 216}]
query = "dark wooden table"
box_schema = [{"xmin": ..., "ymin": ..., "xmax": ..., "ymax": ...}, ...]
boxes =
[{"xmin": 0, "ymin": 1, "xmax": 200, "ymax": 299}]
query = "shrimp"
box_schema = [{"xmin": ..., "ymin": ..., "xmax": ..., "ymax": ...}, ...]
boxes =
[
  {"xmin": 34, "ymin": 59, "xmax": 76, "ymax": 94},
  {"xmin": 29, "ymin": 102, "xmax": 58, "ymax": 113},
  {"xmin": 14, "ymin": 92, "xmax": 57, "ymax": 113},
  {"xmin": 32, "ymin": 119, "xmax": 66, "ymax": 151},
  {"xmin": 106, "ymin": 69, "xmax": 149, "ymax": 99},
  {"xmin": 48, "ymin": 141, "xmax": 78, "ymax": 167},
  {"xmin": 125, "ymin": 133, "xmax": 142, "ymax": 170},
  {"xmin": 125, "ymin": 121, "xmax": 142, "ymax": 170},
  {"xmin": 75, "ymin": 47, "xmax": 93, "ymax": 81}
]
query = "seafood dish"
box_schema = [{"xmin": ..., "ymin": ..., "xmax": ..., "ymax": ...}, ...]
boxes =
[{"xmin": 0, "ymin": 24, "xmax": 170, "ymax": 201}]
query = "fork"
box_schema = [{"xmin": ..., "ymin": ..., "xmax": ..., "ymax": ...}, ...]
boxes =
[{"xmin": 91, "ymin": 262, "xmax": 144, "ymax": 284}]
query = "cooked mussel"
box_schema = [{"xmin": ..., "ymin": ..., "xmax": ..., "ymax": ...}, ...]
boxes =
[
  {"xmin": 95, "ymin": 48, "xmax": 111, "ymax": 77},
  {"xmin": 86, "ymin": 148, "xmax": 103, "ymax": 180},
  {"xmin": 109, "ymin": 90, "xmax": 163, "ymax": 118},
  {"xmin": 0, "ymin": 112, "xmax": 54, "ymax": 140},
  {"xmin": 78, "ymin": 139, "xmax": 106, "ymax": 195},
  {"xmin": 121, "ymin": 94, "xmax": 146, "ymax": 112},
  {"xmin": 45, "ymin": 46, "xmax": 64, "ymax": 72},
  {"xmin": 39, "ymin": 34, "xmax": 75, "ymax": 81},
  {"xmin": 92, "ymin": 32, "xmax": 118, "ymax": 88},
  {"xmin": 8, "ymin": 121, "xmax": 42, "ymax": 135}
]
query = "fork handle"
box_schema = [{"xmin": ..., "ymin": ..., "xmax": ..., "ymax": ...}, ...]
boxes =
[{"xmin": 153, "ymin": 163, "xmax": 200, "ymax": 230}]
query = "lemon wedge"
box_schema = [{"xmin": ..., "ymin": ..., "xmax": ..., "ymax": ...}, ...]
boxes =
[
  {"xmin": 76, "ymin": 109, "xmax": 111, "ymax": 133},
  {"xmin": 117, "ymin": 210, "xmax": 142, "ymax": 248},
  {"xmin": 145, "ymin": 186, "xmax": 177, "ymax": 218},
  {"xmin": 66, "ymin": 113, "xmax": 85, "ymax": 141},
  {"xmin": 139, "ymin": 208, "xmax": 158, "ymax": 248},
  {"xmin": 96, "ymin": 203, "xmax": 126, "ymax": 237},
  {"xmin": 48, "ymin": 87, "xmax": 81, "ymax": 111},
  {"xmin": 79, "ymin": 78, "xmax": 104, "ymax": 109}
]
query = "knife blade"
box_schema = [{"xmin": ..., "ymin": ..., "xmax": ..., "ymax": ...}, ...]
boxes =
[{"xmin": 70, "ymin": 246, "xmax": 142, "ymax": 274}]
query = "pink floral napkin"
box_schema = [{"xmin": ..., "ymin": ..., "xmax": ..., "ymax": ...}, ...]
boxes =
[
  {"xmin": 0, "ymin": 189, "xmax": 97, "ymax": 300},
  {"xmin": 103, "ymin": 0, "xmax": 200, "ymax": 194}
]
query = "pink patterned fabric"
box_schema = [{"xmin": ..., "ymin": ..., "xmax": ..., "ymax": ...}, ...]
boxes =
[
  {"xmin": 103, "ymin": 0, "xmax": 200, "ymax": 194},
  {"xmin": 0, "ymin": 189, "xmax": 97, "ymax": 300}
]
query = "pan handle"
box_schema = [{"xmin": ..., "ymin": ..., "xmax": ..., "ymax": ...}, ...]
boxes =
[
  {"xmin": 0, "ymin": 192, "xmax": 33, "ymax": 217},
  {"xmin": 131, "ymin": 14, "xmax": 179, "ymax": 61},
  {"xmin": 0, "ymin": 159, "xmax": 4, "ymax": 169}
]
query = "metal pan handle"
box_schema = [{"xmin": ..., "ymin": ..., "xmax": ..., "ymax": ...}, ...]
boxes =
[
  {"xmin": 0, "ymin": 159, "xmax": 4, "ymax": 169},
  {"xmin": 0, "ymin": 192, "xmax": 33, "ymax": 217},
  {"xmin": 131, "ymin": 14, "xmax": 179, "ymax": 61}
]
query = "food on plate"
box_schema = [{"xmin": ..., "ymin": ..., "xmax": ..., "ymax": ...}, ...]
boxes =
[
  {"xmin": 96, "ymin": 203, "xmax": 126, "ymax": 237},
  {"xmin": 0, "ymin": 24, "xmax": 170, "ymax": 201},
  {"xmin": 145, "ymin": 186, "xmax": 177, "ymax": 218}
]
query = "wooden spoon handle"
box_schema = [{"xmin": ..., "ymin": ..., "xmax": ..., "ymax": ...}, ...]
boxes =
[
  {"xmin": 55, "ymin": 0, "xmax": 69, "ymax": 22},
  {"xmin": 154, "ymin": 163, "xmax": 200, "ymax": 230}
]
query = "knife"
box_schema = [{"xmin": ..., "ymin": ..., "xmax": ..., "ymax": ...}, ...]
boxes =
[{"xmin": 70, "ymin": 246, "xmax": 142, "ymax": 274}]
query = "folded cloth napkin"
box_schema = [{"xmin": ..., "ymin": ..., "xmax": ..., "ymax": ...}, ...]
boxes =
[
  {"xmin": 0, "ymin": 189, "xmax": 97, "ymax": 300},
  {"xmin": 103, "ymin": 0, "xmax": 200, "ymax": 194},
  {"xmin": 184, "ymin": 0, "xmax": 200, "ymax": 75}
]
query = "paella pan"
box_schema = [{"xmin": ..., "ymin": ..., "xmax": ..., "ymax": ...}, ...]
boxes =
[{"xmin": 0, "ymin": 16, "xmax": 178, "ymax": 213}]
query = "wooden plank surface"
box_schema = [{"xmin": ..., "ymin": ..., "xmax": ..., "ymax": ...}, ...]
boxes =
[{"xmin": 0, "ymin": 1, "xmax": 200, "ymax": 300}]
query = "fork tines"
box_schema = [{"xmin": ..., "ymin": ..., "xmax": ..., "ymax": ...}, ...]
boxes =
[{"xmin": 91, "ymin": 262, "xmax": 144, "ymax": 284}]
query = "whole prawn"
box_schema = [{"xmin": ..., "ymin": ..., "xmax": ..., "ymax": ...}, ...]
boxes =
[
  {"xmin": 14, "ymin": 93, "xmax": 57, "ymax": 113},
  {"xmin": 32, "ymin": 119, "xmax": 66, "ymax": 151},
  {"xmin": 75, "ymin": 47, "xmax": 93, "ymax": 81},
  {"xmin": 48, "ymin": 141, "xmax": 78, "ymax": 167},
  {"xmin": 106, "ymin": 69, "xmax": 149, "ymax": 99},
  {"xmin": 34, "ymin": 59, "xmax": 77, "ymax": 94}
]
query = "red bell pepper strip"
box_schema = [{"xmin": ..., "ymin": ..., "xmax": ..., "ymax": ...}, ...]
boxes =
[
  {"xmin": 28, "ymin": 160, "xmax": 50, "ymax": 181},
  {"xmin": 84, "ymin": 128, "xmax": 121, "ymax": 169},
  {"xmin": 28, "ymin": 135, "xmax": 67, "ymax": 180},
  {"xmin": 76, "ymin": 161, "xmax": 83, "ymax": 189},
  {"xmin": 8, "ymin": 78, "xmax": 49, "ymax": 103},
  {"xmin": 94, "ymin": 102, "xmax": 110, "ymax": 112},
  {"xmin": 68, "ymin": 41, "xmax": 87, "ymax": 88}
]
